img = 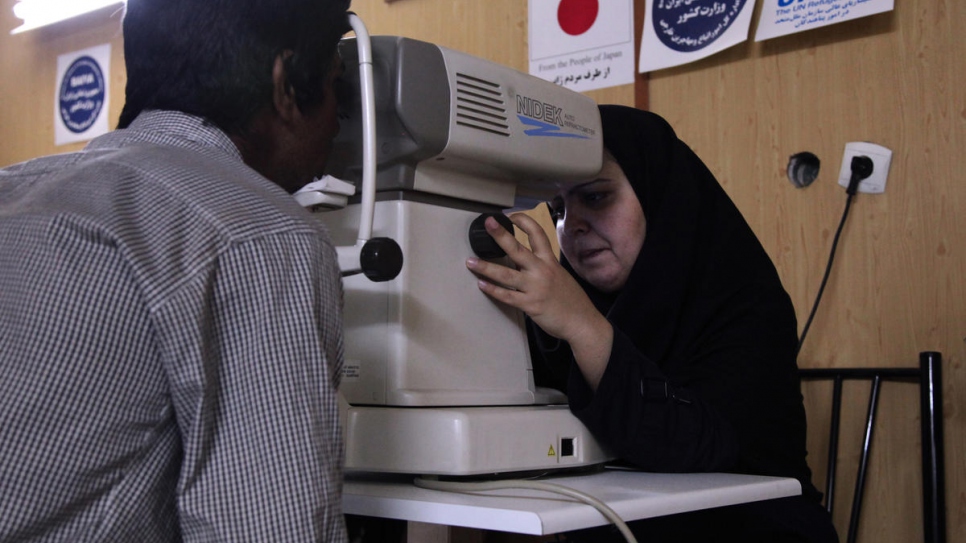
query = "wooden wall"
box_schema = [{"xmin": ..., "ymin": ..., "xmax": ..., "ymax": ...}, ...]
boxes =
[
  {"xmin": 0, "ymin": 3, "xmax": 126, "ymax": 166},
  {"xmin": 1, "ymin": 1, "xmax": 961, "ymax": 542},
  {"xmin": 646, "ymin": 2, "xmax": 964, "ymax": 541}
]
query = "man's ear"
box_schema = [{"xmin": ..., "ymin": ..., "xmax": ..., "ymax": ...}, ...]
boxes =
[{"xmin": 272, "ymin": 51, "xmax": 300, "ymax": 123}]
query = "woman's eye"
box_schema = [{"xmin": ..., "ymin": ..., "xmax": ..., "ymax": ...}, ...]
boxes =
[
  {"xmin": 549, "ymin": 205, "xmax": 564, "ymax": 223},
  {"xmin": 546, "ymin": 199, "xmax": 565, "ymax": 223},
  {"xmin": 581, "ymin": 191, "xmax": 608, "ymax": 206}
]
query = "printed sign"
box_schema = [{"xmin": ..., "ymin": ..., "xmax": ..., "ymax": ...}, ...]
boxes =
[
  {"xmin": 55, "ymin": 44, "xmax": 111, "ymax": 145},
  {"xmin": 529, "ymin": 0, "xmax": 636, "ymax": 93},
  {"xmin": 639, "ymin": 0, "xmax": 756, "ymax": 73},
  {"xmin": 755, "ymin": 0, "xmax": 895, "ymax": 42}
]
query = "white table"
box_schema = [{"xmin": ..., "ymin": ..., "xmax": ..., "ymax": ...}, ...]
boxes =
[{"xmin": 344, "ymin": 468, "xmax": 802, "ymax": 537}]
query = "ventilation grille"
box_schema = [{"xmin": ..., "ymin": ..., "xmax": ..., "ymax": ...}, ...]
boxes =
[{"xmin": 455, "ymin": 73, "xmax": 510, "ymax": 137}]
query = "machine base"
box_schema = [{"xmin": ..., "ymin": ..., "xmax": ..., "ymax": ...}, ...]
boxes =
[{"xmin": 344, "ymin": 404, "xmax": 613, "ymax": 476}]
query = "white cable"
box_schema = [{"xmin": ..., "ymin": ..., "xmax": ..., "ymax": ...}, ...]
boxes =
[
  {"xmin": 347, "ymin": 13, "xmax": 376, "ymax": 242},
  {"xmin": 413, "ymin": 477, "xmax": 638, "ymax": 543}
]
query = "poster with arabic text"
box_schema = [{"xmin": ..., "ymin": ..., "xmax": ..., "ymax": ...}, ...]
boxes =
[
  {"xmin": 755, "ymin": 0, "xmax": 895, "ymax": 42},
  {"xmin": 639, "ymin": 0, "xmax": 756, "ymax": 73},
  {"xmin": 55, "ymin": 44, "xmax": 111, "ymax": 145}
]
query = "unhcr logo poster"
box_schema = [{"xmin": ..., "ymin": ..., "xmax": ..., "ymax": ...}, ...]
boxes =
[
  {"xmin": 55, "ymin": 44, "xmax": 111, "ymax": 145},
  {"xmin": 755, "ymin": 0, "xmax": 895, "ymax": 42}
]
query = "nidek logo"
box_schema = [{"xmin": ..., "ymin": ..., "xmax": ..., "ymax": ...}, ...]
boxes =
[
  {"xmin": 59, "ymin": 55, "xmax": 106, "ymax": 134},
  {"xmin": 516, "ymin": 95, "xmax": 594, "ymax": 139}
]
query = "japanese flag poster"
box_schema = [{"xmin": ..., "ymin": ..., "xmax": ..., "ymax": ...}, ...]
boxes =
[
  {"xmin": 755, "ymin": 0, "xmax": 895, "ymax": 42},
  {"xmin": 639, "ymin": 0, "xmax": 756, "ymax": 73},
  {"xmin": 529, "ymin": 0, "xmax": 636, "ymax": 93}
]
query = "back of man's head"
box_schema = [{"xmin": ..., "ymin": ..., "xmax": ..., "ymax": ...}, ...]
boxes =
[{"xmin": 118, "ymin": 0, "xmax": 351, "ymax": 134}]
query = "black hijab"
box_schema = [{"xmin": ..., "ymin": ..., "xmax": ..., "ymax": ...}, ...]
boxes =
[
  {"xmin": 599, "ymin": 105, "xmax": 798, "ymax": 365},
  {"xmin": 538, "ymin": 105, "xmax": 800, "ymax": 372},
  {"xmin": 530, "ymin": 105, "xmax": 812, "ymax": 492}
]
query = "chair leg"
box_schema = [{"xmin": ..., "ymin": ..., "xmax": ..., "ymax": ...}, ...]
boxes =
[
  {"xmin": 825, "ymin": 376, "xmax": 844, "ymax": 515},
  {"xmin": 847, "ymin": 375, "xmax": 881, "ymax": 543},
  {"xmin": 919, "ymin": 352, "xmax": 946, "ymax": 543}
]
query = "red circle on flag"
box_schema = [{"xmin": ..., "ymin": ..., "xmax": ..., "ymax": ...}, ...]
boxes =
[{"xmin": 557, "ymin": 0, "xmax": 599, "ymax": 36}]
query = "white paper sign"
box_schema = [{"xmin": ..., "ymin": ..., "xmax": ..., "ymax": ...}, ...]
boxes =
[
  {"xmin": 639, "ymin": 0, "xmax": 756, "ymax": 73},
  {"xmin": 529, "ymin": 0, "xmax": 636, "ymax": 93},
  {"xmin": 755, "ymin": 0, "xmax": 894, "ymax": 42},
  {"xmin": 55, "ymin": 44, "xmax": 111, "ymax": 146}
]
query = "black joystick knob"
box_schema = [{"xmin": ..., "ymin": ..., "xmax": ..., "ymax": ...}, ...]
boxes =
[
  {"xmin": 468, "ymin": 213, "xmax": 514, "ymax": 260},
  {"xmin": 360, "ymin": 237, "xmax": 403, "ymax": 282}
]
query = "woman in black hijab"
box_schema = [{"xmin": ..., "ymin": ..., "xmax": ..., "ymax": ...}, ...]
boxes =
[{"xmin": 466, "ymin": 105, "xmax": 837, "ymax": 542}]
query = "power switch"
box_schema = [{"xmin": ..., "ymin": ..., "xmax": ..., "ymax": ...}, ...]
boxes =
[{"xmin": 561, "ymin": 437, "xmax": 575, "ymax": 457}]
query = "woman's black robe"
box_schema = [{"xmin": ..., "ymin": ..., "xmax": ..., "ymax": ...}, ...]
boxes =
[{"xmin": 529, "ymin": 106, "xmax": 838, "ymax": 542}]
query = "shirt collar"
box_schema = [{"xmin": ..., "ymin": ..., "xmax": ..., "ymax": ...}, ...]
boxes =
[{"xmin": 88, "ymin": 110, "xmax": 243, "ymax": 161}]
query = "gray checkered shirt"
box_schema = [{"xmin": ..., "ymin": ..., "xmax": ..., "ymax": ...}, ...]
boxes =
[{"xmin": 0, "ymin": 111, "xmax": 347, "ymax": 542}]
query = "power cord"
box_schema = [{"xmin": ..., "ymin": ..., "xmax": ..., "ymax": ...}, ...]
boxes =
[
  {"xmin": 797, "ymin": 155, "xmax": 874, "ymax": 354},
  {"xmin": 413, "ymin": 476, "xmax": 639, "ymax": 543}
]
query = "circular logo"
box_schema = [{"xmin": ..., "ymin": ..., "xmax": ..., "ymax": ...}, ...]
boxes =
[
  {"xmin": 59, "ymin": 55, "xmax": 106, "ymax": 134},
  {"xmin": 557, "ymin": 0, "xmax": 599, "ymax": 36},
  {"xmin": 652, "ymin": 0, "xmax": 748, "ymax": 53}
]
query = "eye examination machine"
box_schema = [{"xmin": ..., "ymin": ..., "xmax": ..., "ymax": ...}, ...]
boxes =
[{"xmin": 297, "ymin": 17, "xmax": 612, "ymax": 476}]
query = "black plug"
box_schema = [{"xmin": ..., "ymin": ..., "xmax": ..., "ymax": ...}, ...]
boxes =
[{"xmin": 846, "ymin": 155, "xmax": 874, "ymax": 195}]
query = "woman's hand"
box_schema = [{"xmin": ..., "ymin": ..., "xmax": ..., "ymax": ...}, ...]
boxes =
[{"xmin": 465, "ymin": 213, "xmax": 613, "ymax": 390}]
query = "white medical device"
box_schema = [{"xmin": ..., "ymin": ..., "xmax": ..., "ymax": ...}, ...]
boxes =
[{"xmin": 302, "ymin": 18, "xmax": 611, "ymax": 476}]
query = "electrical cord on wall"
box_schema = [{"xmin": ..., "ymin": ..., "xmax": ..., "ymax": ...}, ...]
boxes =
[
  {"xmin": 413, "ymin": 476, "xmax": 639, "ymax": 543},
  {"xmin": 797, "ymin": 155, "xmax": 874, "ymax": 354}
]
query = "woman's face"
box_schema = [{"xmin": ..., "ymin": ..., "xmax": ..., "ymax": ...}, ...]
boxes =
[{"xmin": 550, "ymin": 153, "xmax": 646, "ymax": 293}]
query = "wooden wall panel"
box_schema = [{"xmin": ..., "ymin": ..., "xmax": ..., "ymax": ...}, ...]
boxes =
[
  {"xmin": 0, "ymin": 0, "xmax": 634, "ymax": 166},
  {"xmin": 646, "ymin": 1, "xmax": 964, "ymax": 541},
  {"xmin": 349, "ymin": 0, "xmax": 635, "ymax": 107},
  {"xmin": 0, "ymin": 3, "xmax": 126, "ymax": 167}
]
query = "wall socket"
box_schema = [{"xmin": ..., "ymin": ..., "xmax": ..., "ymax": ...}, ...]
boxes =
[{"xmin": 837, "ymin": 142, "xmax": 892, "ymax": 194}]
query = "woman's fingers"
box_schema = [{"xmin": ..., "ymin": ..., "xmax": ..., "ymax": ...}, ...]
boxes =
[
  {"xmin": 465, "ymin": 256, "xmax": 517, "ymax": 289},
  {"xmin": 483, "ymin": 216, "xmax": 530, "ymax": 264},
  {"xmin": 465, "ymin": 212, "xmax": 608, "ymax": 356},
  {"xmin": 482, "ymin": 213, "xmax": 557, "ymax": 270},
  {"xmin": 508, "ymin": 213, "xmax": 555, "ymax": 259},
  {"xmin": 465, "ymin": 212, "xmax": 566, "ymax": 316},
  {"xmin": 474, "ymin": 275, "xmax": 527, "ymax": 307}
]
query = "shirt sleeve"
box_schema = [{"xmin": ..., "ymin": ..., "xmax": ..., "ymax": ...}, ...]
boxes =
[
  {"xmin": 565, "ymin": 328, "xmax": 740, "ymax": 473},
  {"xmin": 156, "ymin": 231, "xmax": 347, "ymax": 542}
]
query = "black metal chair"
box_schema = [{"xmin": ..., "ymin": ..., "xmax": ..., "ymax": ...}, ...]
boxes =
[{"xmin": 799, "ymin": 351, "xmax": 946, "ymax": 543}]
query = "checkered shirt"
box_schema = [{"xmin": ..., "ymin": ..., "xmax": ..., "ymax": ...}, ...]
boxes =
[{"xmin": 0, "ymin": 110, "xmax": 347, "ymax": 542}]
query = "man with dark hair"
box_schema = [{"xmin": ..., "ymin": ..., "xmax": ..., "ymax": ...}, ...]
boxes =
[{"xmin": 0, "ymin": 0, "xmax": 352, "ymax": 541}]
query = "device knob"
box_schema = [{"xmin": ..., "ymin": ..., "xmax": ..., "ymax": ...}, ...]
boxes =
[
  {"xmin": 468, "ymin": 213, "xmax": 514, "ymax": 260},
  {"xmin": 360, "ymin": 237, "xmax": 404, "ymax": 282}
]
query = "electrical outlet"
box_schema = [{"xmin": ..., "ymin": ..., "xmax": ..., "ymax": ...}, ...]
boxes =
[{"xmin": 837, "ymin": 142, "xmax": 892, "ymax": 194}]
